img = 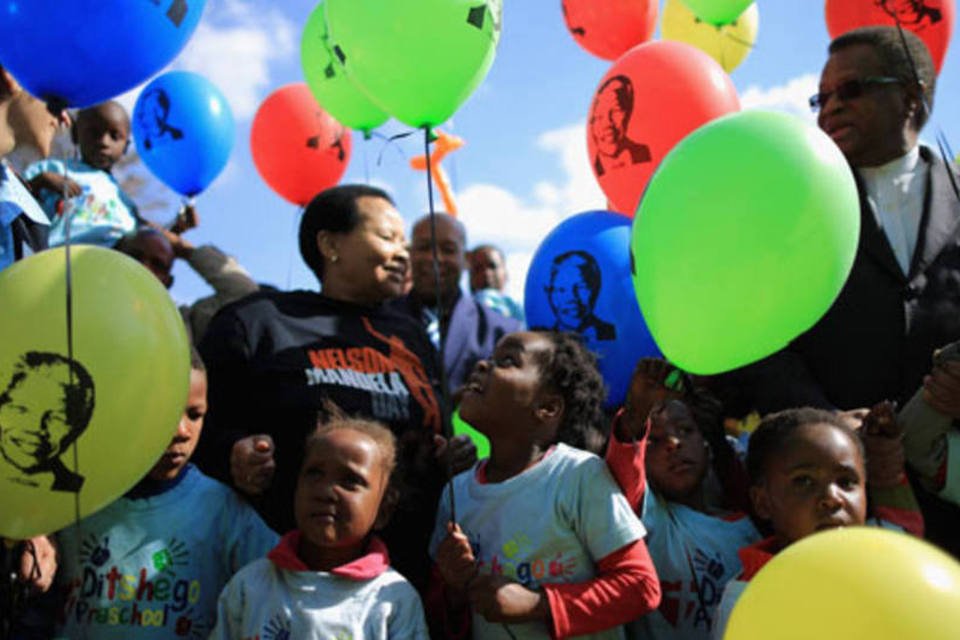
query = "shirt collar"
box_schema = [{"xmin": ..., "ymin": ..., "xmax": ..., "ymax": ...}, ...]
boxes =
[
  {"xmin": 267, "ymin": 530, "xmax": 391, "ymax": 579},
  {"xmin": 859, "ymin": 145, "xmax": 921, "ymax": 182}
]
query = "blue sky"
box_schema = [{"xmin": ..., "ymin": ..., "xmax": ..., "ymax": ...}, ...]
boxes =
[{"xmin": 114, "ymin": 0, "xmax": 959, "ymax": 305}]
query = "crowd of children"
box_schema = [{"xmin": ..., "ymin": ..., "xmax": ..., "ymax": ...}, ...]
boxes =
[{"xmin": 2, "ymin": 97, "xmax": 956, "ymax": 640}]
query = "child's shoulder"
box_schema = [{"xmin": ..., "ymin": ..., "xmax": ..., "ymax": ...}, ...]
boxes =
[{"xmin": 550, "ymin": 443, "xmax": 608, "ymax": 472}]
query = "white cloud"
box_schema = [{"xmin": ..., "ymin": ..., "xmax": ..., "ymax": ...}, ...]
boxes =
[
  {"xmin": 739, "ymin": 73, "xmax": 819, "ymax": 121},
  {"xmin": 116, "ymin": 0, "xmax": 296, "ymax": 120},
  {"xmin": 457, "ymin": 123, "xmax": 606, "ymax": 301}
]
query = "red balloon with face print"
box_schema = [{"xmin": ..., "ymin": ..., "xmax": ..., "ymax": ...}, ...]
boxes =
[
  {"xmin": 825, "ymin": 0, "xmax": 955, "ymax": 73},
  {"xmin": 561, "ymin": 0, "xmax": 659, "ymax": 60},
  {"xmin": 250, "ymin": 83, "xmax": 352, "ymax": 206},
  {"xmin": 586, "ymin": 41, "xmax": 740, "ymax": 217}
]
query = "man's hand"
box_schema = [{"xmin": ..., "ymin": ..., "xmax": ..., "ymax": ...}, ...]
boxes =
[
  {"xmin": 29, "ymin": 171, "xmax": 82, "ymax": 198},
  {"xmin": 468, "ymin": 574, "xmax": 549, "ymax": 624},
  {"xmin": 435, "ymin": 522, "xmax": 477, "ymax": 593},
  {"xmin": 19, "ymin": 535, "xmax": 58, "ymax": 593},
  {"xmin": 434, "ymin": 434, "xmax": 478, "ymax": 477},
  {"xmin": 924, "ymin": 360, "xmax": 960, "ymax": 419},
  {"xmin": 230, "ymin": 435, "xmax": 275, "ymax": 496}
]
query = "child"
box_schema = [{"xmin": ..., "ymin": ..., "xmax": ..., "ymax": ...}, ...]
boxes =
[
  {"xmin": 53, "ymin": 349, "xmax": 278, "ymax": 639},
  {"xmin": 210, "ymin": 415, "xmax": 429, "ymax": 638},
  {"xmin": 431, "ymin": 331, "xmax": 661, "ymax": 639},
  {"xmin": 605, "ymin": 359, "xmax": 760, "ymax": 639},
  {"xmin": 713, "ymin": 406, "xmax": 923, "ymax": 638},
  {"xmin": 23, "ymin": 100, "xmax": 140, "ymax": 248}
]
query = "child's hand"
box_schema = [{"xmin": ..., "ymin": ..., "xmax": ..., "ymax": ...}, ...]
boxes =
[
  {"xmin": 468, "ymin": 575, "xmax": 549, "ymax": 624},
  {"xmin": 436, "ymin": 523, "xmax": 477, "ymax": 592},
  {"xmin": 860, "ymin": 401, "xmax": 906, "ymax": 489},
  {"xmin": 30, "ymin": 172, "xmax": 82, "ymax": 197},
  {"xmin": 169, "ymin": 204, "xmax": 199, "ymax": 235},
  {"xmin": 18, "ymin": 535, "xmax": 58, "ymax": 593},
  {"xmin": 924, "ymin": 360, "xmax": 960, "ymax": 419},
  {"xmin": 434, "ymin": 434, "xmax": 478, "ymax": 477},
  {"xmin": 618, "ymin": 358, "xmax": 684, "ymax": 441},
  {"xmin": 230, "ymin": 434, "xmax": 276, "ymax": 496}
]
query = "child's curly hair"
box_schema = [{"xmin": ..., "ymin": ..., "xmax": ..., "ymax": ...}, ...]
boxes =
[{"xmin": 534, "ymin": 331, "xmax": 607, "ymax": 448}]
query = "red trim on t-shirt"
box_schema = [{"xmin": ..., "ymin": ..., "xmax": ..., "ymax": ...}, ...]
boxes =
[
  {"xmin": 737, "ymin": 536, "xmax": 779, "ymax": 582},
  {"xmin": 267, "ymin": 530, "xmax": 391, "ymax": 579},
  {"xmin": 542, "ymin": 539, "xmax": 661, "ymax": 639}
]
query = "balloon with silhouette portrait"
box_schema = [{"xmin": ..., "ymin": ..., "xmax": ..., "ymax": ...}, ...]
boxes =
[
  {"xmin": 0, "ymin": 246, "xmax": 190, "ymax": 539},
  {"xmin": 680, "ymin": 0, "xmax": 754, "ymax": 26},
  {"xmin": 251, "ymin": 83, "xmax": 352, "ymax": 206},
  {"xmin": 662, "ymin": 0, "xmax": 758, "ymax": 72},
  {"xmin": 561, "ymin": 0, "xmax": 659, "ymax": 60},
  {"xmin": 325, "ymin": 0, "xmax": 502, "ymax": 127},
  {"xmin": 825, "ymin": 0, "xmax": 955, "ymax": 73},
  {"xmin": 631, "ymin": 110, "xmax": 860, "ymax": 375},
  {"xmin": 301, "ymin": 0, "xmax": 389, "ymax": 134},
  {"xmin": 725, "ymin": 528, "xmax": 960, "ymax": 640},
  {"xmin": 0, "ymin": 0, "xmax": 206, "ymax": 108},
  {"xmin": 525, "ymin": 211, "xmax": 660, "ymax": 407},
  {"xmin": 133, "ymin": 71, "xmax": 235, "ymax": 198},
  {"xmin": 587, "ymin": 41, "xmax": 740, "ymax": 217}
]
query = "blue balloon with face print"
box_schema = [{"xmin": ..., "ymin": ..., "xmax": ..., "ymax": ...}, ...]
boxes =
[
  {"xmin": 0, "ymin": 1, "xmax": 206, "ymax": 108},
  {"xmin": 524, "ymin": 211, "xmax": 660, "ymax": 408},
  {"xmin": 133, "ymin": 71, "xmax": 234, "ymax": 197}
]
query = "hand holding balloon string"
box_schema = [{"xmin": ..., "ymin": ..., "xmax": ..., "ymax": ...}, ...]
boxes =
[{"xmin": 230, "ymin": 435, "xmax": 275, "ymax": 496}]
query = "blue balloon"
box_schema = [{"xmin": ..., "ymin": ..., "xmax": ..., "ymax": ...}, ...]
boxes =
[
  {"xmin": 133, "ymin": 71, "xmax": 234, "ymax": 197},
  {"xmin": 525, "ymin": 211, "xmax": 660, "ymax": 407},
  {"xmin": 0, "ymin": 1, "xmax": 206, "ymax": 108}
]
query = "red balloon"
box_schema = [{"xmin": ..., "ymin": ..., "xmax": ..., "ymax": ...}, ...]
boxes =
[
  {"xmin": 587, "ymin": 41, "xmax": 740, "ymax": 216},
  {"xmin": 250, "ymin": 83, "xmax": 351, "ymax": 206},
  {"xmin": 562, "ymin": 0, "xmax": 658, "ymax": 60},
  {"xmin": 825, "ymin": 0, "xmax": 955, "ymax": 73}
]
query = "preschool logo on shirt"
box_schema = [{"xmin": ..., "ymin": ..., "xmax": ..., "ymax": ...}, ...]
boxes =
[
  {"xmin": 61, "ymin": 534, "xmax": 209, "ymax": 638},
  {"xmin": 473, "ymin": 530, "xmax": 578, "ymax": 590},
  {"xmin": 661, "ymin": 547, "xmax": 727, "ymax": 632}
]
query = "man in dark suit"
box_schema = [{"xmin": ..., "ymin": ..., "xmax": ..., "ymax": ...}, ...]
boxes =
[{"xmin": 394, "ymin": 213, "xmax": 522, "ymax": 396}]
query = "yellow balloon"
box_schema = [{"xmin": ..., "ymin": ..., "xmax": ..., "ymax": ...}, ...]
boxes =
[
  {"xmin": 661, "ymin": 0, "xmax": 758, "ymax": 73},
  {"xmin": 725, "ymin": 528, "xmax": 960, "ymax": 640},
  {"xmin": 0, "ymin": 246, "xmax": 189, "ymax": 539}
]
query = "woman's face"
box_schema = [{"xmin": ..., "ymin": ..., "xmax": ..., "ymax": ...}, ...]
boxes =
[
  {"xmin": 7, "ymin": 88, "xmax": 60, "ymax": 158},
  {"xmin": 326, "ymin": 196, "xmax": 410, "ymax": 304}
]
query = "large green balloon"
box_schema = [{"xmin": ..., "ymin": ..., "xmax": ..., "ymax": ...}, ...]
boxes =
[
  {"xmin": 452, "ymin": 406, "xmax": 490, "ymax": 460},
  {"xmin": 631, "ymin": 110, "xmax": 860, "ymax": 375},
  {"xmin": 680, "ymin": 0, "xmax": 754, "ymax": 25},
  {"xmin": 0, "ymin": 247, "xmax": 189, "ymax": 538},
  {"xmin": 325, "ymin": 0, "xmax": 502, "ymax": 128},
  {"xmin": 300, "ymin": 0, "xmax": 389, "ymax": 134}
]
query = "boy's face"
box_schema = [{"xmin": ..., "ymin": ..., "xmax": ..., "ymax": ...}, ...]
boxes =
[
  {"xmin": 460, "ymin": 332, "xmax": 557, "ymax": 442},
  {"xmin": 295, "ymin": 429, "xmax": 388, "ymax": 558},
  {"xmin": 148, "ymin": 369, "xmax": 207, "ymax": 482},
  {"xmin": 644, "ymin": 400, "xmax": 709, "ymax": 505},
  {"xmin": 751, "ymin": 422, "xmax": 867, "ymax": 548},
  {"xmin": 76, "ymin": 103, "xmax": 129, "ymax": 171}
]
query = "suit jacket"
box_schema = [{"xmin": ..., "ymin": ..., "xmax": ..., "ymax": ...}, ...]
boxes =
[
  {"xmin": 392, "ymin": 291, "xmax": 523, "ymax": 395},
  {"xmin": 722, "ymin": 147, "xmax": 960, "ymax": 413}
]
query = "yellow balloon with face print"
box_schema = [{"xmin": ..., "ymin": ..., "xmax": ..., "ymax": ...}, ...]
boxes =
[
  {"xmin": 0, "ymin": 246, "xmax": 189, "ymax": 539},
  {"xmin": 662, "ymin": 0, "xmax": 758, "ymax": 73}
]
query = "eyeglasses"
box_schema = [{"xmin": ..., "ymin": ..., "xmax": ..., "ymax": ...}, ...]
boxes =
[{"xmin": 808, "ymin": 76, "xmax": 903, "ymax": 112}]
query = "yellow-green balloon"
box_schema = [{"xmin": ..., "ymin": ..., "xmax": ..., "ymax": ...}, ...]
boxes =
[
  {"xmin": 325, "ymin": 0, "xmax": 502, "ymax": 128},
  {"xmin": 631, "ymin": 110, "xmax": 860, "ymax": 375},
  {"xmin": 0, "ymin": 247, "xmax": 189, "ymax": 539},
  {"xmin": 300, "ymin": 0, "xmax": 389, "ymax": 134},
  {"xmin": 680, "ymin": 0, "xmax": 753, "ymax": 26},
  {"xmin": 725, "ymin": 528, "xmax": 960, "ymax": 640}
]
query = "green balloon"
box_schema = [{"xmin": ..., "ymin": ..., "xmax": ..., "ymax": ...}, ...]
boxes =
[
  {"xmin": 0, "ymin": 247, "xmax": 189, "ymax": 538},
  {"xmin": 680, "ymin": 0, "xmax": 754, "ymax": 26},
  {"xmin": 453, "ymin": 406, "xmax": 490, "ymax": 460},
  {"xmin": 325, "ymin": 0, "xmax": 502, "ymax": 128},
  {"xmin": 631, "ymin": 110, "xmax": 860, "ymax": 375},
  {"xmin": 300, "ymin": 0, "xmax": 389, "ymax": 133}
]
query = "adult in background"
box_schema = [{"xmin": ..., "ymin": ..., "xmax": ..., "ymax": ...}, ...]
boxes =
[
  {"xmin": 467, "ymin": 242, "xmax": 524, "ymax": 322},
  {"xmin": 194, "ymin": 185, "xmax": 459, "ymax": 592},
  {"xmin": 393, "ymin": 213, "xmax": 522, "ymax": 395},
  {"xmin": 720, "ymin": 26, "xmax": 960, "ymax": 554}
]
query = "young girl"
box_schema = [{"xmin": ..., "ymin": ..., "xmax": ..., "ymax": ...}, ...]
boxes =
[
  {"xmin": 713, "ymin": 406, "xmax": 923, "ymax": 638},
  {"xmin": 210, "ymin": 416, "xmax": 428, "ymax": 639},
  {"xmin": 605, "ymin": 359, "xmax": 760, "ymax": 639},
  {"xmin": 430, "ymin": 331, "xmax": 661, "ymax": 639}
]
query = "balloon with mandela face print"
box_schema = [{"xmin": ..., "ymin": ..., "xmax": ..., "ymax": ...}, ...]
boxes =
[
  {"xmin": 136, "ymin": 87, "xmax": 184, "ymax": 151},
  {"xmin": 0, "ymin": 352, "xmax": 94, "ymax": 493},
  {"xmin": 589, "ymin": 76, "xmax": 651, "ymax": 179},
  {"xmin": 879, "ymin": 0, "xmax": 944, "ymax": 26},
  {"xmin": 525, "ymin": 211, "xmax": 660, "ymax": 408}
]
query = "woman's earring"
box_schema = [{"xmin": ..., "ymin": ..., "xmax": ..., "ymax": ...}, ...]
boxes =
[{"xmin": 330, "ymin": 254, "xmax": 339, "ymax": 263}]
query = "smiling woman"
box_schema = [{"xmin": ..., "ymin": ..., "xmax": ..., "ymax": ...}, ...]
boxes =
[{"xmin": 194, "ymin": 183, "xmax": 446, "ymax": 592}]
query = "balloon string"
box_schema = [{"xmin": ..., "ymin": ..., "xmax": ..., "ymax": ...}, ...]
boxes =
[
  {"xmin": 374, "ymin": 129, "xmax": 414, "ymax": 167},
  {"xmin": 363, "ymin": 133, "xmax": 371, "ymax": 184}
]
